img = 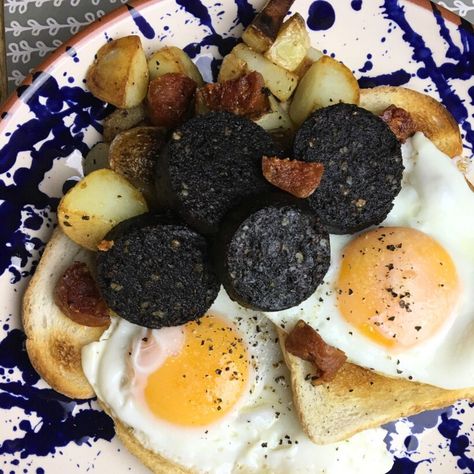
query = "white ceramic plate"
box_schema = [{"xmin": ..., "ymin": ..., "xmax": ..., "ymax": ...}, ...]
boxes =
[{"xmin": 0, "ymin": 0, "xmax": 473, "ymax": 472}]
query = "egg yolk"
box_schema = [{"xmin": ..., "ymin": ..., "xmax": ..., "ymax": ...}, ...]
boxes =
[
  {"xmin": 144, "ymin": 314, "xmax": 249, "ymax": 426},
  {"xmin": 337, "ymin": 227, "xmax": 460, "ymax": 349}
]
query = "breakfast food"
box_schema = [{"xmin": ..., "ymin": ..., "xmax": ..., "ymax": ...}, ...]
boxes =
[
  {"xmin": 155, "ymin": 112, "xmax": 277, "ymax": 234},
  {"xmin": 294, "ymin": 103, "xmax": 403, "ymax": 234},
  {"xmin": 22, "ymin": 228, "xmax": 108, "ymax": 399},
  {"xmin": 108, "ymin": 126, "xmax": 166, "ymax": 207},
  {"xmin": 214, "ymin": 195, "xmax": 330, "ymax": 311},
  {"xmin": 86, "ymin": 35, "xmax": 149, "ymax": 109},
  {"xmin": 96, "ymin": 214, "xmax": 219, "ymax": 329},
  {"xmin": 360, "ymin": 86, "xmax": 463, "ymax": 157},
  {"xmin": 19, "ymin": 0, "xmax": 473, "ymax": 471},
  {"xmin": 82, "ymin": 289, "xmax": 393, "ymax": 473},
  {"xmin": 58, "ymin": 168, "xmax": 149, "ymax": 250}
]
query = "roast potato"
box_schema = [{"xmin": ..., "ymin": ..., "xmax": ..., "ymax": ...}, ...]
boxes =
[
  {"xmin": 217, "ymin": 53, "xmax": 247, "ymax": 82},
  {"xmin": 108, "ymin": 126, "xmax": 166, "ymax": 207},
  {"xmin": 264, "ymin": 14, "xmax": 310, "ymax": 71},
  {"xmin": 232, "ymin": 44, "xmax": 298, "ymax": 101},
  {"xmin": 289, "ymin": 55, "xmax": 360, "ymax": 126},
  {"xmin": 242, "ymin": 0, "xmax": 295, "ymax": 53},
  {"xmin": 83, "ymin": 142, "xmax": 110, "ymax": 175},
  {"xmin": 147, "ymin": 46, "xmax": 204, "ymax": 86},
  {"xmin": 294, "ymin": 47, "xmax": 325, "ymax": 79},
  {"xmin": 58, "ymin": 169, "xmax": 148, "ymax": 250},
  {"xmin": 254, "ymin": 95, "xmax": 293, "ymax": 134},
  {"xmin": 86, "ymin": 35, "xmax": 149, "ymax": 109},
  {"xmin": 102, "ymin": 104, "xmax": 146, "ymax": 142}
]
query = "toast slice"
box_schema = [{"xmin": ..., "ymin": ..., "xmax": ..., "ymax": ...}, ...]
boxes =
[
  {"xmin": 278, "ymin": 329, "xmax": 474, "ymax": 444},
  {"xmin": 22, "ymin": 228, "xmax": 108, "ymax": 399},
  {"xmin": 359, "ymin": 86, "xmax": 462, "ymax": 158},
  {"xmin": 99, "ymin": 400, "xmax": 191, "ymax": 474}
]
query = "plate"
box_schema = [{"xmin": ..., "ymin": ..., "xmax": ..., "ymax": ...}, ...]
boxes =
[{"xmin": 0, "ymin": 0, "xmax": 473, "ymax": 472}]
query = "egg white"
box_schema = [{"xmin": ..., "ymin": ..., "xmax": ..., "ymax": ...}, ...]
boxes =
[
  {"xmin": 266, "ymin": 133, "xmax": 474, "ymax": 390},
  {"xmin": 82, "ymin": 288, "xmax": 393, "ymax": 473}
]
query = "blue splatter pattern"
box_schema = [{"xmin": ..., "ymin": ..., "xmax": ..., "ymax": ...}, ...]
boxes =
[{"xmin": 0, "ymin": 0, "xmax": 473, "ymax": 472}]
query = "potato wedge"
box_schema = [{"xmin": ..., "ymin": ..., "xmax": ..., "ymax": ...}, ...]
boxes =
[
  {"xmin": 58, "ymin": 169, "xmax": 148, "ymax": 250},
  {"xmin": 86, "ymin": 36, "xmax": 149, "ymax": 109},
  {"xmin": 83, "ymin": 142, "xmax": 110, "ymax": 175},
  {"xmin": 108, "ymin": 127, "xmax": 165, "ymax": 207},
  {"xmin": 294, "ymin": 47, "xmax": 324, "ymax": 79},
  {"xmin": 232, "ymin": 44, "xmax": 298, "ymax": 101},
  {"xmin": 254, "ymin": 95, "xmax": 293, "ymax": 133},
  {"xmin": 242, "ymin": 0, "xmax": 295, "ymax": 53},
  {"xmin": 147, "ymin": 46, "xmax": 204, "ymax": 86},
  {"xmin": 217, "ymin": 53, "xmax": 247, "ymax": 82},
  {"xmin": 255, "ymin": 95, "xmax": 294, "ymax": 150},
  {"xmin": 264, "ymin": 14, "xmax": 310, "ymax": 71},
  {"xmin": 289, "ymin": 55, "xmax": 360, "ymax": 126},
  {"xmin": 102, "ymin": 104, "xmax": 146, "ymax": 142}
]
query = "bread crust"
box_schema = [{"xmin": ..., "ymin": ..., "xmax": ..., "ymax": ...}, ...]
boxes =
[
  {"xmin": 360, "ymin": 86, "xmax": 463, "ymax": 157},
  {"xmin": 99, "ymin": 401, "xmax": 192, "ymax": 474},
  {"xmin": 22, "ymin": 228, "xmax": 108, "ymax": 399},
  {"xmin": 278, "ymin": 328, "xmax": 474, "ymax": 444}
]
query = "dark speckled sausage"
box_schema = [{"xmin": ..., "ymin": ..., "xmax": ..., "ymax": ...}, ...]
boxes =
[
  {"xmin": 294, "ymin": 103, "xmax": 403, "ymax": 234},
  {"xmin": 96, "ymin": 213, "xmax": 219, "ymax": 329},
  {"xmin": 213, "ymin": 194, "xmax": 330, "ymax": 311}
]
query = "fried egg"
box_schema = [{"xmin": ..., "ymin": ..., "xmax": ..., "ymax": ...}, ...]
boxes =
[
  {"xmin": 82, "ymin": 288, "xmax": 393, "ymax": 473},
  {"xmin": 267, "ymin": 133, "xmax": 474, "ymax": 390}
]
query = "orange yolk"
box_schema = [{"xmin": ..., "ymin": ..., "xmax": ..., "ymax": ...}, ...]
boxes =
[
  {"xmin": 144, "ymin": 315, "xmax": 249, "ymax": 426},
  {"xmin": 337, "ymin": 227, "xmax": 460, "ymax": 349}
]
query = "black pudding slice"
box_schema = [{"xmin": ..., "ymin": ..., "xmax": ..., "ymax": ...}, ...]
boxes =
[
  {"xmin": 156, "ymin": 112, "xmax": 278, "ymax": 235},
  {"xmin": 96, "ymin": 214, "xmax": 219, "ymax": 329},
  {"xmin": 214, "ymin": 195, "xmax": 330, "ymax": 311},
  {"xmin": 294, "ymin": 103, "xmax": 403, "ymax": 234}
]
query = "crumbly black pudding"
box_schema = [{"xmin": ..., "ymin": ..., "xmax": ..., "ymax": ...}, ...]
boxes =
[
  {"xmin": 293, "ymin": 103, "xmax": 403, "ymax": 234},
  {"xmin": 155, "ymin": 112, "xmax": 278, "ymax": 235},
  {"xmin": 214, "ymin": 194, "xmax": 331, "ymax": 311},
  {"xmin": 96, "ymin": 214, "xmax": 219, "ymax": 329}
]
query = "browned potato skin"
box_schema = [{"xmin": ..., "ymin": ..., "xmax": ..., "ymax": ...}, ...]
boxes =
[
  {"xmin": 86, "ymin": 35, "xmax": 149, "ymax": 108},
  {"xmin": 242, "ymin": 0, "xmax": 296, "ymax": 53},
  {"xmin": 217, "ymin": 53, "xmax": 247, "ymax": 82},
  {"xmin": 108, "ymin": 127, "xmax": 166, "ymax": 208},
  {"xmin": 102, "ymin": 104, "xmax": 147, "ymax": 142}
]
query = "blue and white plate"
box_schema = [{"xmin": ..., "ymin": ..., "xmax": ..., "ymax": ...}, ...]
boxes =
[{"xmin": 0, "ymin": 0, "xmax": 473, "ymax": 472}]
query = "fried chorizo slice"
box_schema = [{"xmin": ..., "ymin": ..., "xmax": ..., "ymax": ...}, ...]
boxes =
[
  {"xmin": 262, "ymin": 156, "xmax": 324, "ymax": 198},
  {"xmin": 285, "ymin": 320, "xmax": 346, "ymax": 385},
  {"xmin": 195, "ymin": 71, "xmax": 270, "ymax": 118},
  {"xmin": 380, "ymin": 105, "xmax": 417, "ymax": 143},
  {"xmin": 146, "ymin": 73, "xmax": 197, "ymax": 128},
  {"xmin": 54, "ymin": 261, "xmax": 110, "ymax": 327}
]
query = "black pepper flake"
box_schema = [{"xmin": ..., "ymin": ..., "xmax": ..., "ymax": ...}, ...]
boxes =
[
  {"xmin": 261, "ymin": 442, "xmax": 268, "ymax": 448},
  {"xmin": 414, "ymin": 326, "xmax": 422, "ymax": 331},
  {"xmin": 215, "ymin": 369, "xmax": 222, "ymax": 375}
]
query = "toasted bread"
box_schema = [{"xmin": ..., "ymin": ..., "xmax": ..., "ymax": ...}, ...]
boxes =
[
  {"xmin": 278, "ymin": 329, "xmax": 474, "ymax": 444},
  {"xmin": 22, "ymin": 228, "xmax": 108, "ymax": 399},
  {"xmin": 359, "ymin": 86, "xmax": 463, "ymax": 158},
  {"xmin": 98, "ymin": 401, "xmax": 191, "ymax": 474}
]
